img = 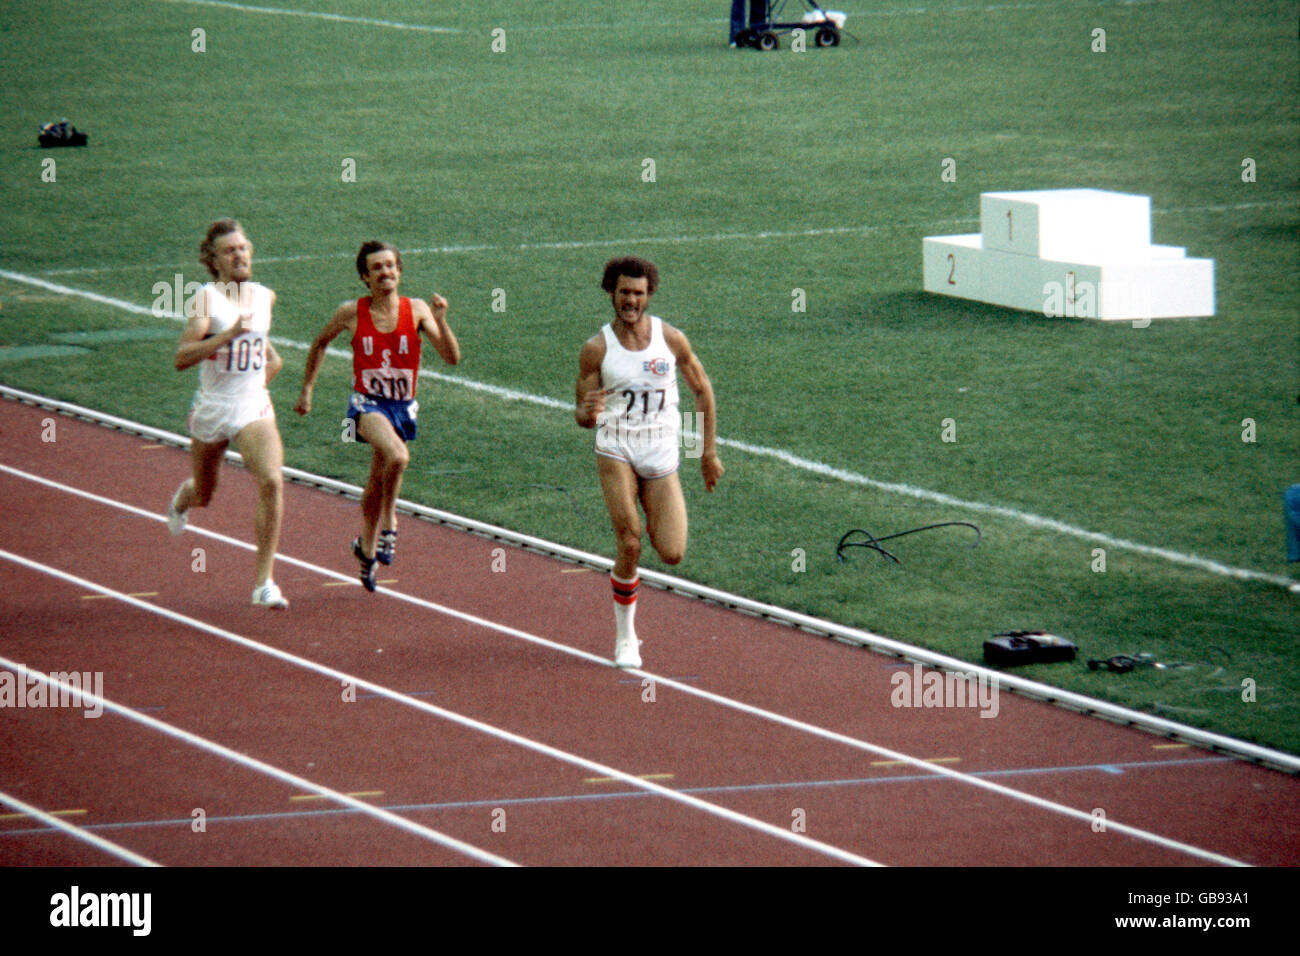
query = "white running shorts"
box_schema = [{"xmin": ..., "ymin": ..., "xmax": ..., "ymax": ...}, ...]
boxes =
[
  {"xmin": 188, "ymin": 389, "xmax": 275, "ymax": 444},
  {"xmin": 594, "ymin": 413, "xmax": 680, "ymax": 479}
]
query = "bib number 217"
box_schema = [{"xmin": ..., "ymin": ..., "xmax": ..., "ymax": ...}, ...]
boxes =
[{"xmin": 622, "ymin": 389, "xmax": 666, "ymax": 416}]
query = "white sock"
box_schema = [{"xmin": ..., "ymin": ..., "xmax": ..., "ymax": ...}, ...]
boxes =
[{"xmin": 611, "ymin": 571, "xmax": 639, "ymax": 641}]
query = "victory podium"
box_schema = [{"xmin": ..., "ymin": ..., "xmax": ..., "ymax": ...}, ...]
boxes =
[{"xmin": 922, "ymin": 189, "xmax": 1215, "ymax": 322}]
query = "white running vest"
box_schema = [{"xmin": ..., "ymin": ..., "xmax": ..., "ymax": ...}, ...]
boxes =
[
  {"xmin": 196, "ymin": 281, "xmax": 273, "ymax": 398},
  {"xmin": 599, "ymin": 315, "xmax": 680, "ymax": 433}
]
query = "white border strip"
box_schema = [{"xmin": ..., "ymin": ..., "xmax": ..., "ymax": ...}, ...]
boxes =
[
  {"xmin": 0, "ymin": 553, "xmax": 881, "ymax": 867},
  {"xmin": 3, "ymin": 384, "xmax": 1298, "ymax": 776},
  {"xmin": 0, "ymin": 655, "xmax": 517, "ymax": 867},
  {"xmin": 0, "ymin": 789, "xmax": 160, "ymax": 867},
  {"xmin": 0, "ymin": 267, "xmax": 1292, "ymax": 592}
]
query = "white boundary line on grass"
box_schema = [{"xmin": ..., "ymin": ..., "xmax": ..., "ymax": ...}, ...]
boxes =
[
  {"xmin": 0, "ymin": 460, "xmax": 1265, "ymax": 865},
  {"xmin": 0, "ymin": 650, "xmax": 517, "ymax": 867},
  {"xmin": 34, "ymin": 218, "xmax": 980, "ymax": 276},
  {"xmin": 0, "ymin": 267, "xmax": 1294, "ymax": 593},
  {"xmin": 0, "ymin": 788, "xmax": 160, "ymax": 867},
  {"xmin": 154, "ymin": 0, "xmax": 1183, "ymax": 36},
  {"xmin": 4, "ymin": 384, "xmax": 1299, "ymax": 780},
  {"xmin": 0, "ymin": 552, "xmax": 881, "ymax": 867},
  {"xmin": 157, "ymin": 0, "xmax": 460, "ymax": 33},
  {"xmin": 30, "ymin": 203, "xmax": 1291, "ymax": 276}
]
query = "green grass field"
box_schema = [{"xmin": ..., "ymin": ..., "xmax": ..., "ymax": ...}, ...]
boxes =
[{"xmin": 2, "ymin": 0, "xmax": 1297, "ymax": 753}]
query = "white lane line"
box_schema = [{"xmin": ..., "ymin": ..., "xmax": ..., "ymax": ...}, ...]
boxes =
[
  {"xmin": 0, "ymin": 652, "xmax": 516, "ymax": 868},
  {"xmin": 29, "ymin": 201, "xmax": 1292, "ymax": 276},
  {"xmin": 614, "ymin": 667, "xmax": 1249, "ymax": 866},
  {"xmin": 0, "ymin": 464, "xmax": 1252, "ymax": 866},
  {"xmin": 713, "ymin": 437, "xmax": 1297, "ymax": 590},
  {"xmin": 0, "ymin": 548, "xmax": 880, "ymax": 867},
  {"xmin": 157, "ymin": 0, "xmax": 459, "ymax": 33},
  {"xmin": 32, "ymin": 218, "xmax": 979, "ymax": 276},
  {"xmin": 0, "ymin": 270, "xmax": 159, "ymax": 316},
  {"xmin": 0, "ymin": 266, "xmax": 1292, "ymax": 591},
  {"xmin": 0, "ymin": 789, "xmax": 160, "ymax": 867}
]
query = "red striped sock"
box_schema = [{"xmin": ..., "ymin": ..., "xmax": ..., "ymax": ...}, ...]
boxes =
[{"xmin": 611, "ymin": 573, "xmax": 639, "ymax": 606}]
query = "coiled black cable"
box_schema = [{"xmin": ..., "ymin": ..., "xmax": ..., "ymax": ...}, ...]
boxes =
[{"xmin": 835, "ymin": 521, "xmax": 981, "ymax": 564}]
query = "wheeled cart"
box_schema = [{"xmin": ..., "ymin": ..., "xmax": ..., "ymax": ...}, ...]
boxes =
[{"xmin": 736, "ymin": 0, "xmax": 845, "ymax": 50}]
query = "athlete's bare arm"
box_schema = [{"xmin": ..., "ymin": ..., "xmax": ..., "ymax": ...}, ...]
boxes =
[
  {"xmin": 265, "ymin": 342, "xmax": 283, "ymax": 385},
  {"xmin": 294, "ymin": 301, "xmax": 359, "ymax": 415},
  {"xmin": 174, "ymin": 291, "xmax": 251, "ymax": 371},
  {"xmin": 574, "ymin": 335, "xmax": 607, "ymax": 429},
  {"xmin": 263, "ymin": 291, "xmax": 283, "ymax": 384},
  {"xmin": 415, "ymin": 295, "xmax": 460, "ymax": 366},
  {"xmin": 665, "ymin": 324, "xmax": 724, "ymax": 492}
]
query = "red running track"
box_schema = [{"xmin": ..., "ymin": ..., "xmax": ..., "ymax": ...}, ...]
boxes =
[{"xmin": 0, "ymin": 396, "xmax": 1297, "ymax": 867}]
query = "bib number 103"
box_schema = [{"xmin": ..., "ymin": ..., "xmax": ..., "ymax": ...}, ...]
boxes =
[{"xmin": 226, "ymin": 336, "xmax": 264, "ymax": 372}]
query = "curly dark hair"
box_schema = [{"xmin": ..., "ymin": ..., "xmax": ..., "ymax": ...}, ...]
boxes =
[
  {"xmin": 356, "ymin": 240, "xmax": 404, "ymax": 280},
  {"xmin": 601, "ymin": 255, "xmax": 658, "ymax": 295}
]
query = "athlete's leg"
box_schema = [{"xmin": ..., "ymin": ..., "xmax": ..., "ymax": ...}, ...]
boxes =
[
  {"xmin": 598, "ymin": 456, "xmax": 643, "ymax": 578},
  {"xmin": 356, "ymin": 412, "xmax": 409, "ymax": 558},
  {"xmin": 379, "ymin": 453, "xmax": 404, "ymax": 560},
  {"xmin": 598, "ymin": 456, "xmax": 645, "ymax": 666},
  {"xmin": 358, "ymin": 447, "xmax": 385, "ymax": 558},
  {"xmin": 365, "ymin": 449, "xmax": 400, "ymax": 567},
  {"xmin": 640, "ymin": 471, "xmax": 688, "ymax": 566},
  {"xmin": 383, "ymin": 476, "xmax": 401, "ymax": 532},
  {"xmin": 232, "ymin": 417, "xmax": 285, "ymax": 587},
  {"xmin": 175, "ymin": 437, "xmax": 228, "ymax": 511}
]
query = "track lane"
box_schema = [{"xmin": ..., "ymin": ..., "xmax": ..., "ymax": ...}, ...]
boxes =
[
  {"xmin": 0, "ymin": 555, "xmax": 856, "ymax": 866},
  {"xmin": 1, "ymin": 397, "xmax": 1295, "ymax": 866}
]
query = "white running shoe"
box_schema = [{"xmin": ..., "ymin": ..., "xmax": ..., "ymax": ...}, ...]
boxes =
[
  {"xmin": 252, "ymin": 581, "xmax": 289, "ymax": 609},
  {"xmin": 167, "ymin": 484, "xmax": 188, "ymax": 536},
  {"xmin": 614, "ymin": 632, "xmax": 642, "ymax": 669}
]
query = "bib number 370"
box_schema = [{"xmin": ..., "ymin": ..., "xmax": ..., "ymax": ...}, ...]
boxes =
[{"xmin": 362, "ymin": 368, "xmax": 414, "ymax": 401}]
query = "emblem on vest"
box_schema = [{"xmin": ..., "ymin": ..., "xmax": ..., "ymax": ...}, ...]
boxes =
[{"xmin": 643, "ymin": 358, "xmax": 670, "ymax": 375}]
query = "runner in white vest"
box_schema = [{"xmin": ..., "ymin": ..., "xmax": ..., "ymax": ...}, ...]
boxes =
[
  {"xmin": 167, "ymin": 220, "xmax": 289, "ymax": 609},
  {"xmin": 575, "ymin": 256, "xmax": 724, "ymax": 668},
  {"xmin": 594, "ymin": 314, "xmax": 683, "ymax": 476}
]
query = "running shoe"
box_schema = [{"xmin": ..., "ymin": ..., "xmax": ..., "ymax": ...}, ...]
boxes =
[
  {"xmin": 252, "ymin": 580, "xmax": 289, "ymax": 609},
  {"xmin": 352, "ymin": 538, "xmax": 377, "ymax": 592},
  {"xmin": 167, "ymin": 483, "xmax": 188, "ymax": 536},
  {"xmin": 377, "ymin": 529, "xmax": 397, "ymax": 566},
  {"xmin": 614, "ymin": 631, "xmax": 642, "ymax": 669}
]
